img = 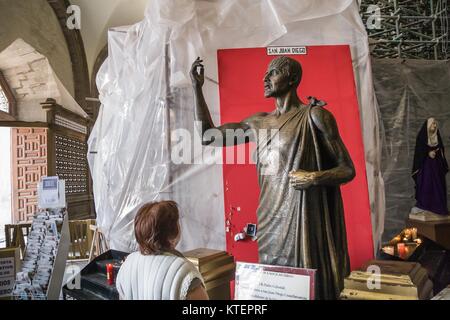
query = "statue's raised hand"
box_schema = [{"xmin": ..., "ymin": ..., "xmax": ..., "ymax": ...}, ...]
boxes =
[{"xmin": 190, "ymin": 57, "xmax": 204, "ymax": 88}]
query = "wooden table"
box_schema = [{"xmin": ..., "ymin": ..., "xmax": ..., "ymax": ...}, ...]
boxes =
[{"xmin": 406, "ymin": 218, "xmax": 450, "ymax": 250}]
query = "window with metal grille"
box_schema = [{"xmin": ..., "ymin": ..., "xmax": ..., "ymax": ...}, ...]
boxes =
[
  {"xmin": 0, "ymin": 87, "xmax": 9, "ymax": 113},
  {"xmin": 55, "ymin": 134, "xmax": 88, "ymax": 194},
  {"xmin": 0, "ymin": 71, "xmax": 16, "ymax": 117}
]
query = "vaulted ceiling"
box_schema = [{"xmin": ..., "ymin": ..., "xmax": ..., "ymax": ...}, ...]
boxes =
[
  {"xmin": 0, "ymin": 39, "xmax": 88, "ymax": 122},
  {"xmin": 0, "ymin": 0, "xmax": 149, "ymax": 120}
]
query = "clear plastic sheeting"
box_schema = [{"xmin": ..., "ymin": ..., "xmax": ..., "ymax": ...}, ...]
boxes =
[
  {"xmin": 88, "ymin": 0, "xmax": 385, "ymax": 253},
  {"xmin": 372, "ymin": 59, "xmax": 450, "ymax": 243}
]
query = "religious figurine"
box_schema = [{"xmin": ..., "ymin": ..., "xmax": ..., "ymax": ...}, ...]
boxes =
[
  {"xmin": 412, "ymin": 118, "xmax": 449, "ymax": 215},
  {"xmin": 190, "ymin": 56, "xmax": 355, "ymax": 300}
]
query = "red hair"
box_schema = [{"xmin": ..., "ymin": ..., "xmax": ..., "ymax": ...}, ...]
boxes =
[{"xmin": 134, "ymin": 201, "xmax": 180, "ymax": 255}]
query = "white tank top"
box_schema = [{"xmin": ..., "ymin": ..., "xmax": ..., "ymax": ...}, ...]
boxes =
[{"xmin": 116, "ymin": 251, "xmax": 203, "ymax": 300}]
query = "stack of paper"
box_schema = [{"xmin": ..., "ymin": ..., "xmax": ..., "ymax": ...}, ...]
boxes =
[{"xmin": 12, "ymin": 209, "xmax": 65, "ymax": 300}]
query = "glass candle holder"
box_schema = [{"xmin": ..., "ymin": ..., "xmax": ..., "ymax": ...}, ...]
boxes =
[
  {"xmin": 411, "ymin": 228, "xmax": 418, "ymax": 240},
  {"xmin": 397, "ymin": 243, "xmax": 406, "ymax": 256}
]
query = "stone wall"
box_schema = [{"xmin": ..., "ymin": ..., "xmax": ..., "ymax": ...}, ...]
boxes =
[{"xmin": 0, "ymin": 127, "xmax": 11, "ymax": 247}]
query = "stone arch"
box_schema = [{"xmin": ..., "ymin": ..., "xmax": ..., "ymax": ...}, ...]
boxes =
[
  {"xmin": 47, "ymin": 0, "xmax": 91, "ymax": 119},
  {"xmin": 90, "ymin": 44, "xmax": 108, "ymax": 122}
]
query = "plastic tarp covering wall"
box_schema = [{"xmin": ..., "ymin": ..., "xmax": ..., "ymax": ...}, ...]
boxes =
[
  {"xmin": 88, "ymin": 0, "xmax": 385, "ymax": 253},
  {"xmin": 372, "ymin": 59, "xmax": 450, "ymax": 242}
]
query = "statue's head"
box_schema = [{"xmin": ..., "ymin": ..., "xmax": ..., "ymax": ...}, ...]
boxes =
[
  {"xmin": 263, "ymin": 56, "xmax": 302, "ymax": 98},
  {"xmin": 427, "ymin": 117, "xmax": 438, "ymax": 134}
]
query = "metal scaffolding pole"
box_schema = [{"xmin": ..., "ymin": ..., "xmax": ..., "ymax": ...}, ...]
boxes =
[{"xmin": 360, "ymin": 0, "xmax": 449, "ymax": 60}]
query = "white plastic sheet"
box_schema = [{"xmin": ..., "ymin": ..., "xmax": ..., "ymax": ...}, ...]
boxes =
[
  {"xmin": 88, "ymin": 0, "xmax": 384, "ymax": 254},
  {"xmin": 372, "ymin": 59, "xmax": 450, "ymax": 242}
]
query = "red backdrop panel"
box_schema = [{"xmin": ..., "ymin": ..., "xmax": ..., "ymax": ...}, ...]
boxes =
[{"xmin": 217, "ymin": 46, "xmax": 374, "ymax": 271}]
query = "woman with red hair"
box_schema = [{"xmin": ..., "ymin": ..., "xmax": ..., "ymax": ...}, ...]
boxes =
[{"xmin": 116, "ymin": 201, "xmax": 209, "ymax": 300}]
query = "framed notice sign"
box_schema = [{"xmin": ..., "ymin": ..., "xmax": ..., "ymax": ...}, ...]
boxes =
[
  {"xmin": 0, "ymin": 247, "xmax": 20, "ymax": 299},
  {"xmin": 235, "ymin": 262, "xmax": 316, "ymax": 300},
  {"xmin": 38, "ymin": 176, "xmax": 66, "ymax": 209}
]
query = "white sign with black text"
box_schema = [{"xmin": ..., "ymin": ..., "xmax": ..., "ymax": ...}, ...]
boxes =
[
  {"xmin": 0, "ymin": 248, "xmax": 20, "ymax": 298},
  {"xmin": 38, "ymin": 176, "xmax": 66, "ymax": 209},
  {"xmin": 267, "ymin": 46, "xmax": 307, "ymax": 56},
  {"xmin": 235, "ymin": 262, "xmax": 316, "ymax": 300}
]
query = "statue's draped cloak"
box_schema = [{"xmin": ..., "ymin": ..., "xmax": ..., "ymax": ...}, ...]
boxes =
[
  {"xmin": 412, "ymin": 120, "xmax": 449, "ymax": 215},
  {"xmin": 252, "ymin": 103, "xmax": 350, "ymax": 300}
]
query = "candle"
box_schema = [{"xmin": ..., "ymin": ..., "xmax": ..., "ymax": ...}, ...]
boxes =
[
  {"xmin": 382, "ymin": 246, "xmax": 394, "ymax": 255},
  {"xmin": 411, "ymin": 228, "xmax": 418, "ymax": 240},
  {"xmin": 404, "ymin": 246, "xmax": 410, "ymax": 256},
  {"xmin": 397, "ymin": 243, "xmax": 406, "ymax": 257},
  {"xmin": 403, "ymin": 229, "xmax": 412, "ymax": 242},
  {"xmin": 106, "ymin": 263, "xmax": 114, "ymax": 285}
]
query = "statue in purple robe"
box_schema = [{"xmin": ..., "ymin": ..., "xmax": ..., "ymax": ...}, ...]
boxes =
[{"xmin": 412, "ymin": 118, "xmax": 449, "ymax": 215}]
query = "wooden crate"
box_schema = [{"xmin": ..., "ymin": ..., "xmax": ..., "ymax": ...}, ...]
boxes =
[{"xmin": 68, "ymin": 219, "xmax": 96, "ymax": 260}]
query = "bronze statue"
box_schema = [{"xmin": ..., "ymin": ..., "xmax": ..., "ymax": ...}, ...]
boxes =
[{"xmin": 190, "ymin": 56, "xmax": 355, "ymax": 300}]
